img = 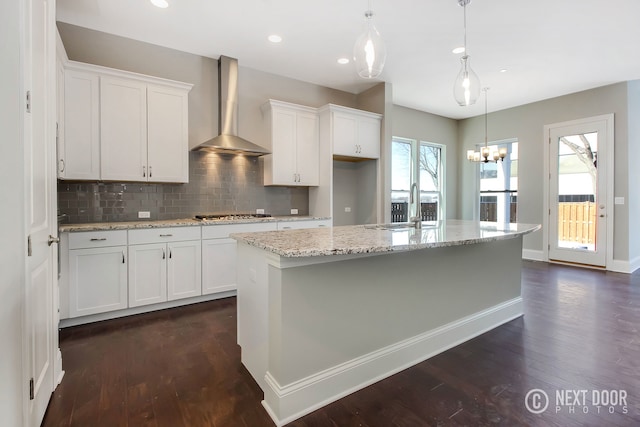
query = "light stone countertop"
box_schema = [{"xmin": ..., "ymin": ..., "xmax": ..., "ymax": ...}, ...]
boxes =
[
  {"xmin": 230, "ymin": 219, "xmax": 541, "ymax": 258},
  {"xmin": 58, "ymin": 216, "xmax": 330, "ymax": 232}
]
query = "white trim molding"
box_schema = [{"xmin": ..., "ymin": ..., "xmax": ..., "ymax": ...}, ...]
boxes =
[
  {"xmin": 261, "ymin": 298, "xmax": 524, "ymax": 426},
  {"xmin": 522, "ymin": 249, "xmax": 544, "ymax": 261}
]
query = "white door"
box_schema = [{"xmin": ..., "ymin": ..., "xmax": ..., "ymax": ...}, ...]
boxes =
[
  {"xmin": 24, "ymin": 0, "xmax": 58, "ymax": 423},
  {"xmin": 547, "ymin": 115, "xmax": 613, "ymax": 267},
  {"xmin": 100, "ymin": 76, "xmax": 147, "ymax": 181},
  {"xmin": 167, "ymin": 240, "xmax": 202, "ymax": 301},
  {"xmin": 147, "ymin": 84, "xmax": 189, "ymax": 183},
  {"xmin": 128, "ymin": 244, "xmax": 167, "ymax": 307}
]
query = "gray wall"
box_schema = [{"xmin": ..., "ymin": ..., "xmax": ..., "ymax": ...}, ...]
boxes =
[
  {"xmin": 392, "ymin": 105, "xmax": 459, "ymax": 219},
  {"xmin": 627, "ymin": 81, "xmax": 640, "ymax": 263},
  {"xmin": 457, "ymin": 83, "xmax": 631, "ymax": 261},
  {"xmin": 0, "ymin": 0, "xmax": 26, "ymax": 424}
]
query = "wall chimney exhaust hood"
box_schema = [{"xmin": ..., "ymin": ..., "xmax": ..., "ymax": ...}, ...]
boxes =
[{"xmin": 192, "ymin": 56, "xmax": 270, "ymax": 156}]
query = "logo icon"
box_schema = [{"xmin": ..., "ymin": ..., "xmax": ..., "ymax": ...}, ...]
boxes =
[{"xmin": 525, "ymin": 389, "xmax": 549, "ymax": 414}]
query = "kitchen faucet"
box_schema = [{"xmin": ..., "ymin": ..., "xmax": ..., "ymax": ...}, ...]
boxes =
[{"xmin": 410, "ymin": 183, "xmax": 422, "ymax": 229}]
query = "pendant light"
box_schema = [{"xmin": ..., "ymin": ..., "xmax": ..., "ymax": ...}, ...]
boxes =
[
  {"xmin": 354, "ymin": 0, "xmax": 386, "ymax": 79},
  {"xmin": 453, "ymin": 0, "xmax": 480, "ymax": 106},
  {"xmin": 467, "ymin": 88, "xmax": 507, "ymax": 163}
]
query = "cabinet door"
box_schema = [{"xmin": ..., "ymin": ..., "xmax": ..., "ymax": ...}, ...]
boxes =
[
  {"xmin": 202, "ymin": 238, "xmax": 237, "ymax": 295},
  {"xmin": 357, "ymin": 116, "xmax": 381, "ymax": 159},
  {"xmin": 267, "ymin": 108, "xmax": 297, "ymax": 185},
  {"xmin": 147, "ymin": 85, "xmax": 189, "ymax": 183},
  {"xmin": 332, "ymin": 112, "xmax": 358, "ymax": 157},
  {"xmin": 62, "ymin": 69, "xmax": 100, "ymax": 180},
  {"xmin": 128, "ymin": 243, "xmax": 167, "ymax": 307},
  {"xmin": 69, "ymin": 246, "xmax": 127, "ymax": 317},
  {"xmin": 295, "ymin": 111, "xmax": 319, "ymax": 185},
  {"xmin": 100, "ymin": 76, "xmax": 148, "ymax": 181},
  {"xmin": 167, "ymin": 240, "xmax": 202, "ymax": 301}
]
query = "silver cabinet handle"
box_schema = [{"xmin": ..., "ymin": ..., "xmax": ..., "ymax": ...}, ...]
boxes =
[
  {"xmin": 122, "ymin": 251, "xmax": 125, "ymax": 264},
  {"xmin": 159, "ymin": 234, "xmax": 173, "ymax": 237},
  {"xmin": 169, "ymin": 249, "xmax": 172, "ymax": 259},
  {"xmin": 149, "ymin": 166, "xmax": 152, "ymax": 178},
  {"xmin": 90, "ymin": 238, "xmax": 107, "ymax": 241},
  {"xmin": 59, "ymin": 159, "xmax": 65, "ymax": 173},
  {"xmin": 162, "ymin": 248, "xmax": 165, "ymax": 259},
  {"xmin": 282, "ymin": 226, "xmax": 291, "ymax": 230},
  {"xmin": 143, "ymin": 166, "xmax": 146, "ymax": 177},
  {"xmin": 48, "ymin": 235, "xmax": 60, "ymax": 246}
]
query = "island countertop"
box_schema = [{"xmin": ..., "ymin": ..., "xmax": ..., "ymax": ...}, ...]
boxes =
[{"xmin": 231, "ymin": 219, "xmax": 541, "ymax": 258}]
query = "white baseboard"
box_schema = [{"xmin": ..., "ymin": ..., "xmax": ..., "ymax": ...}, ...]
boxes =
[
  {"xmin": 610, "ymin": 257, "xmax": 640, "ymax": 274},
  {"xmin": 262, "ymin": 297, "xmax": 524, "ymax": 426},
  {"xmin": 59, "ymin": 290, "xmax": 236, "ymax": 328},
  {"xmin": 522, "ymin": 249, "xmax": 544, "ymax": 261}
]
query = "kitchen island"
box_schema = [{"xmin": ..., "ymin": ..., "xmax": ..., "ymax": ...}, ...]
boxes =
[{"xmin": 231, "ymin": 220, "xmax": 540, "ymax": 426}]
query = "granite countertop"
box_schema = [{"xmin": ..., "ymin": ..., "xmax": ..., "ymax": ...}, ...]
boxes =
[
  {"xmin": 230, "ymin": 219, "xmax": 541, "ymax": 258},
  {"xmin": 58, "ymin": 216, "xmax": 330, "ymax": 232}
]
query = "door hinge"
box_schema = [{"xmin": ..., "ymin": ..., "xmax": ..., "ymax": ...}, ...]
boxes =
[
  {"xmin": 29, "ymin": 378, "xmax": 34, "ymax": 400},
  {"xmin": 26, "ymin": 91, "xmax": 31, "ymax": 113},
  {"xmin": 27, "ymin": 235, "xmax": 32, "ymax": 257}
]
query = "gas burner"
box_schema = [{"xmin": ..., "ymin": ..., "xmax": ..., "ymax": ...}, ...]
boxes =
[{"xmin": 194, "ymin": 213, "xmax": 272, "ymax": 221}]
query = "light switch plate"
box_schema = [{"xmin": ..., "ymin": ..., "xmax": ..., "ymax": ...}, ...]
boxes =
[
  {"xmin": 256, "ymin": 208, "xmax": 265, "ymax": 214},
  {"xmin": 290, "ymin": 208, "xmax": 298, "ymax": 215},
  {"xmin": 614, "ymin": 197, "xmax": 625, "ymax": 205},
  {"xmin": 138, "ymin": 211, "xmax": 151, "ymax": 218},
  {"xmin": 345, "ymin": 207, "xmax": 351, "ymax": 212}
]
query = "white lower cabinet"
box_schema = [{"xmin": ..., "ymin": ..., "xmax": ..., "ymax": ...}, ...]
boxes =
[
  {"xmin": 68, "ymin": 230, "xmax": 128, "ymax": 318},
  {"xmin": 277, "ymin": 219, "xmax": 332, "ymax": 230},
  {"xmin": 61, "ymin": 219, "xmax": 331, "ymax": 323},
  {"xmin": 202, "ymin": 222, "xmax": 278, "ymax": 295},
  {"xmin": 128, "ymin": 227, "xmax": 202, "ymax": 308}
]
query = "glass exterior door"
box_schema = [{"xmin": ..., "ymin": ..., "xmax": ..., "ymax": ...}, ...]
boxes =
[{"xmin": 549, "ymin": 119, "xmax": 608, "ymax": 267}]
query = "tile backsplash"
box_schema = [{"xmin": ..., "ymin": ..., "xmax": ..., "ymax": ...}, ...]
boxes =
[{"xmin": 57, "ymin": 152, "xmax": 309, "ymax": 224}]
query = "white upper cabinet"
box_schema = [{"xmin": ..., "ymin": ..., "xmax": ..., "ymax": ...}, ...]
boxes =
[
  {"xmin": 147, "ymin": 85, "xmax": 189, "ymax": 182},
  {"xmin": 262, "ymin": 100, "xmax": 319, "ymax": 186},
  {"xmin": 100, "ymin": 76, "xmax": 148, "ymax": 181},
  {"xmin": 326, "ymin": 105, "xmax": 382, "ymax": 160},
  {"xmin": 59, "ymin": 60, "xmax": 192, "ymax": 183},
  {"xmin": 60, "ymin": 69, "xmax": 101, "ymax": 179}
]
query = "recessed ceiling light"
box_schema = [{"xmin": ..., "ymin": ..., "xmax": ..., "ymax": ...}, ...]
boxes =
[
  {"xmin": 268, "ymin": 35, "xmax": 282, "ymax": 43},
  {"xmin": 500, "ymin": 69, "xmax": 508, "ymax": 73},
  {"xmin": 150, "ymin": 0, "xmax": 169, "ymax": 8},
  {"xmin": 337, "ymin": 58, "xmax": 350, "ymax": 65},
  {"xmin": 452, "ymin": 46, "xmax": 465, "ymax": 54}
]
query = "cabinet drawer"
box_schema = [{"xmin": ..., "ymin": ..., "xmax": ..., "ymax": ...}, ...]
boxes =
[
  {"xmin": 128, "ymin": 226, "xmax": 201, "ymax": 245},
  {"xmin": 277, "ymin": 219, "xmax": 331, "ymax": 230},
  {"xmin": 68, "ymin": 230, "xmax": 127, "ymax": 249},
  {"xmin": 202, "ymin": 222, "xmax": 277, "ymax": 239}
]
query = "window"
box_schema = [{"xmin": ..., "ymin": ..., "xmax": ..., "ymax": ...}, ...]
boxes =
[
  {"xmin": 391, "ymin": 137, "xmax": 445, "ymax": 222},
  {"xmin": 479, "ymin": 140, "xmax": 518, "ymax": 223}
]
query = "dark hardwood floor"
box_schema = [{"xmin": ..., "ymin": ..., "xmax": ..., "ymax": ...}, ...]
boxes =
[{"xmin": 42, "ymin": 261, "xmax": 640, "ymax": 426}]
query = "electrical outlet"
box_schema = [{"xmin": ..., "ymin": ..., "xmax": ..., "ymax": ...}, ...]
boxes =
[
  {"xmin": 256, "ymin": 208, "xmax": 265, "ymax": 214},
  {"xmin": 615, "ymin": 197, "xmax": 625, "ymax": 205},
  {"xmin": 290, "ymin": 208, "xmax": 299, "ymax": 215},
  {"xmin": 345, "ymin": 207, "xmax": 351, "ymax": 213},
  {"xmin": 138, "ymin": 211, "xmax": 151, "ymax": 219}
]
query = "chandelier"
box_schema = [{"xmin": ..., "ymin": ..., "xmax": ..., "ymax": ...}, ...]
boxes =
[{"xmin": 467, "ymin": 88, "xmax": 507, "ymax": 162}]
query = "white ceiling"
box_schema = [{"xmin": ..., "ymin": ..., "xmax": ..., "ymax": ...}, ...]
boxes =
[{"xmin": 57, "ymin": 0, "xmax": 640, "ymax": 119}]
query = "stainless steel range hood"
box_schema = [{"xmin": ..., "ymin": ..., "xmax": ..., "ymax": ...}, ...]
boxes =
[{"xmin": 192, "ymin": 56, "xmax": 270, "ymax": 156}]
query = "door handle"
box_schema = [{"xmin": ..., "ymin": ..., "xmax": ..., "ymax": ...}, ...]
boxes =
[{"xmin": 48, "ymin": 235, "xmax": 60, "ymax": 246}]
